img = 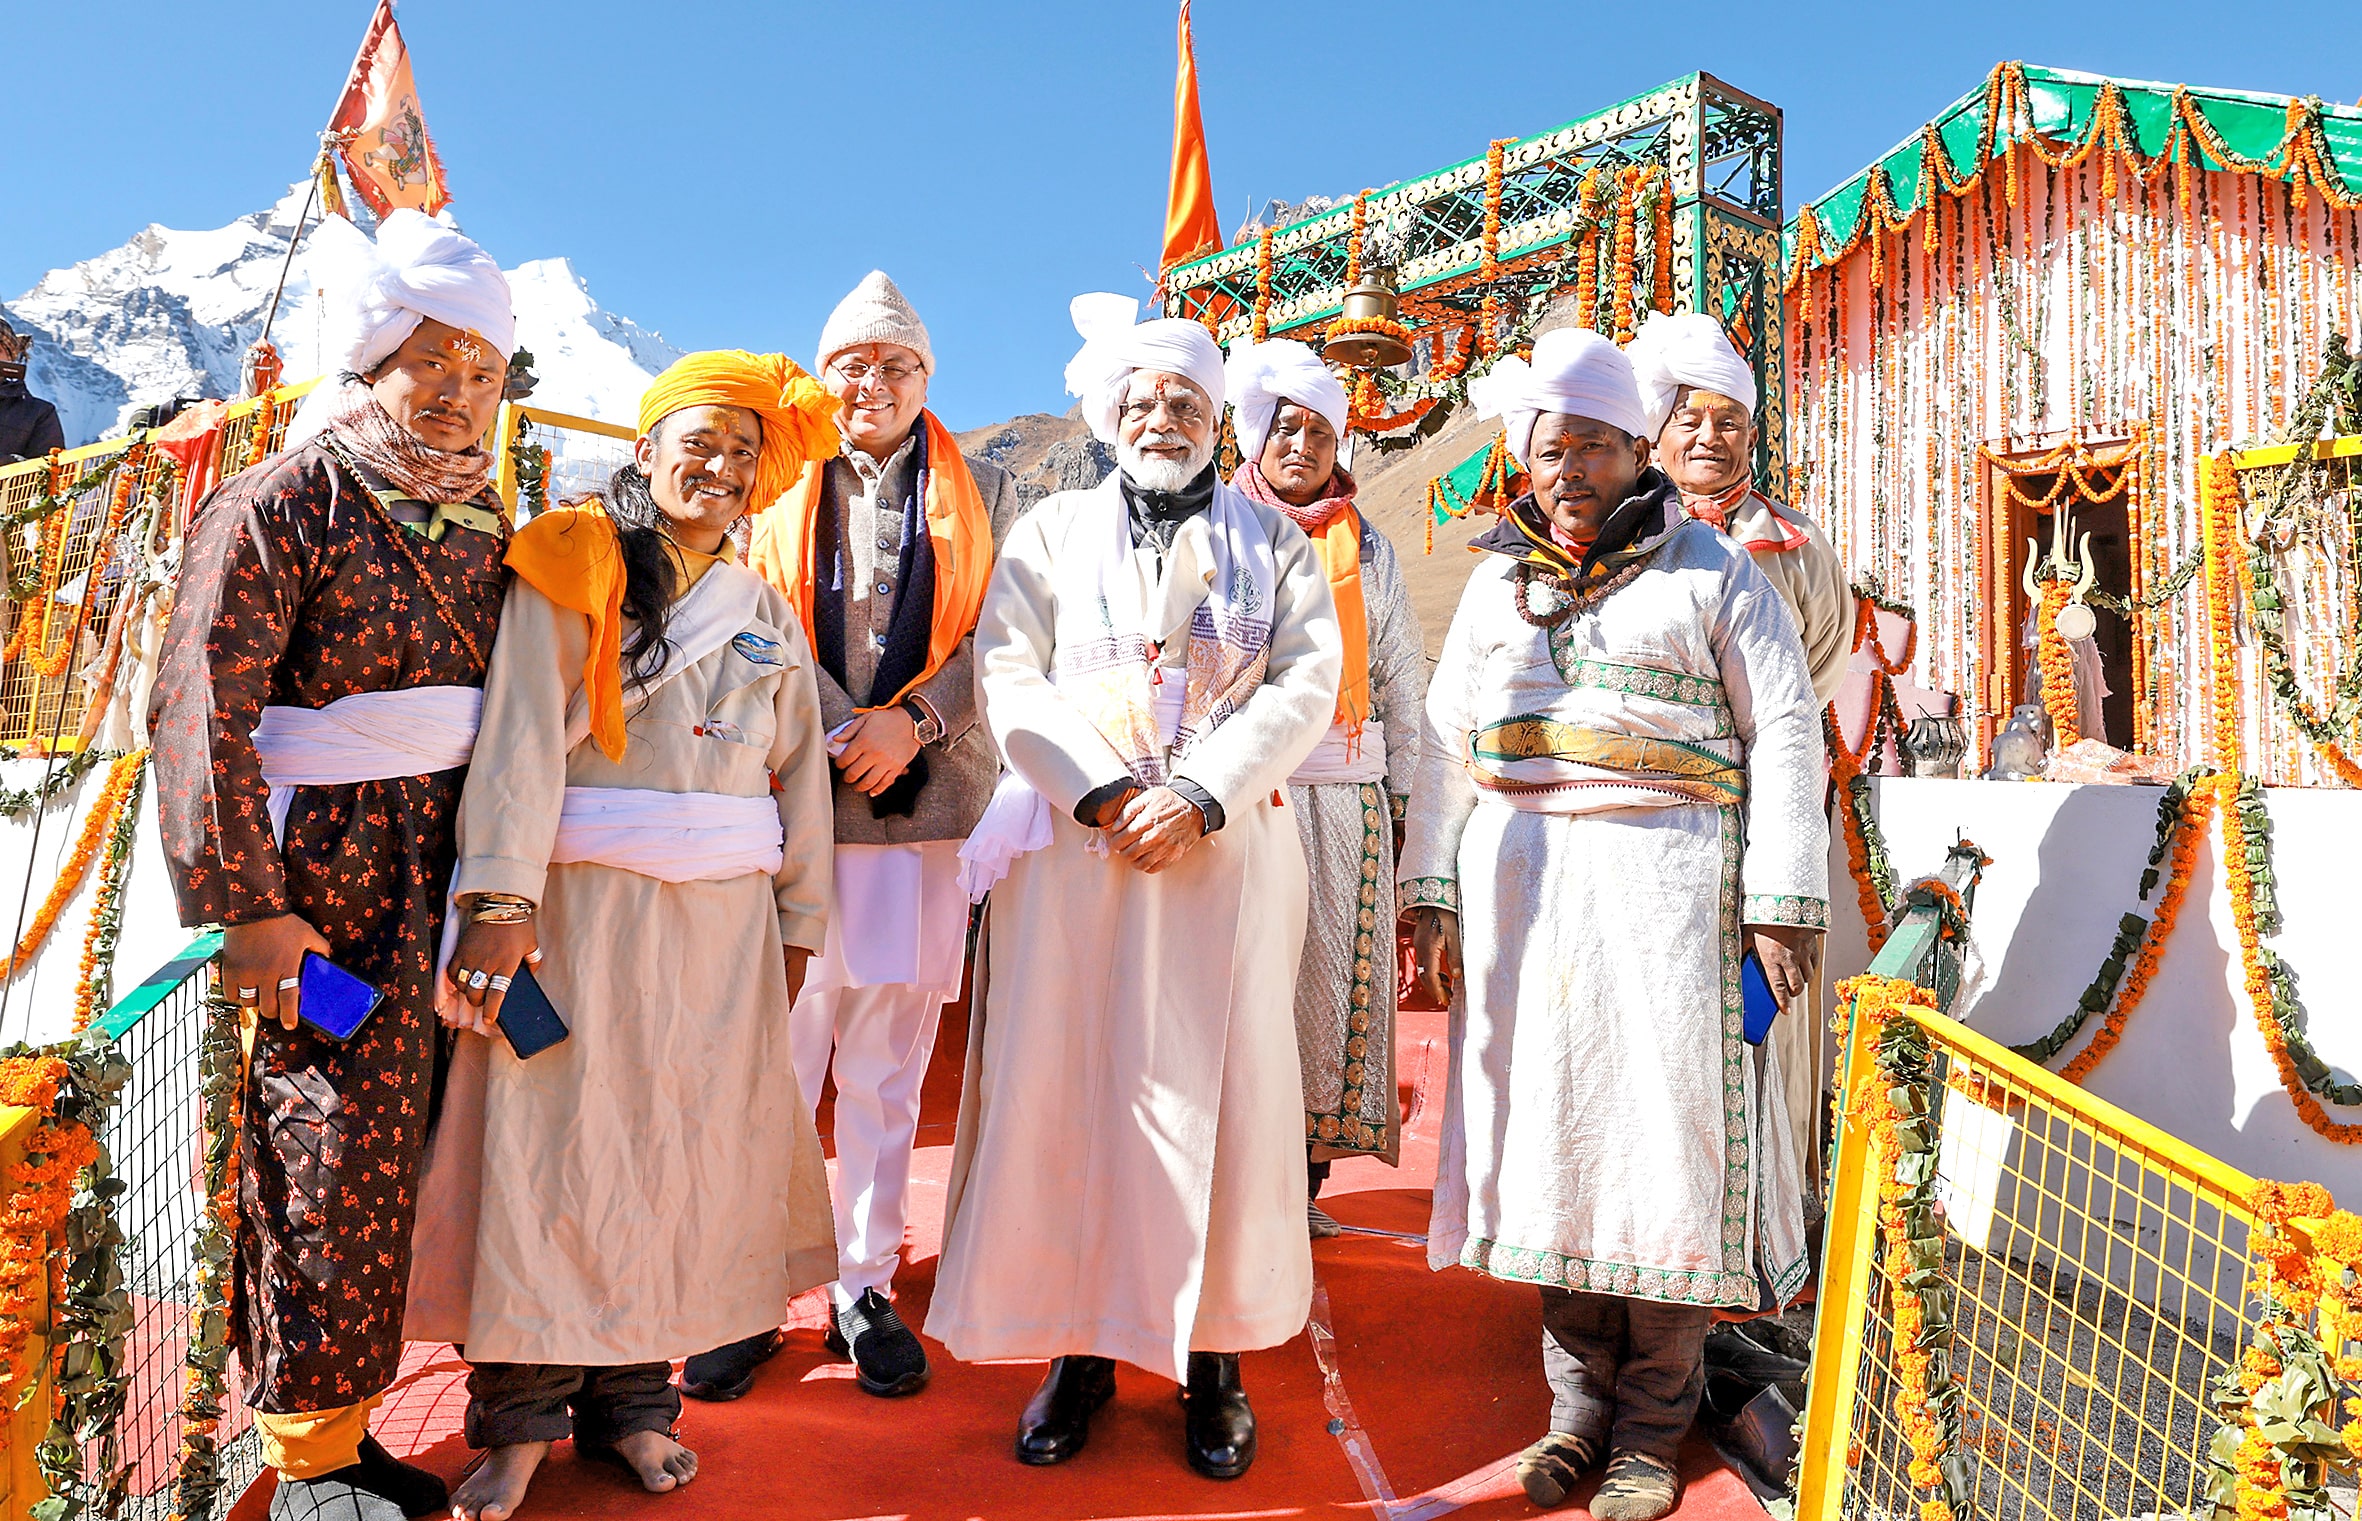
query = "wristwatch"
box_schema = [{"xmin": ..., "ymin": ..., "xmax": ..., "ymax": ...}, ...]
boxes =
[{"xmin": 901, "ymin": 696, "xmax": 943, "ymax": 747}]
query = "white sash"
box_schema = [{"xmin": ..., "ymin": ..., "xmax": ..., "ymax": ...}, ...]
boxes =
[
  {"xmin": 549, "ymin": 786, "xmax": 784, "ymax": 882},
  {"xmin": 1287, "ymin": 716, "xmax": 1386, "ymax": 787},
  {"xmin": 252, "ymin": 686, "xmax": 484, "ymax": 845}
]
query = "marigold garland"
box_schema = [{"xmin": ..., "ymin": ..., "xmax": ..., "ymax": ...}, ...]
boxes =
[
  {"xmin": 0, "ymin": 750, "xmax": 145, "ymax": 982},
  {"xmin": 1481, "ymin": 139, "xmax": 1508, "ymax": 283},
  {"xmin": 70, "ymin": 751, "xmax": 146, "ymax": 1034},
  {"xmin": 2034, "ymin": 580, "xmax": 2083, "ymax": 748},
  {"xmin": 1252, "ymin": 228, "xmax": 1275, "ymax": 344},
  {"xmin": 243, "ymin": 390, "xmax": 277, "ymax": 471},
  {"xmin": 0, "ymin": 1056, "xmax": 100, "ymax": 1423},
  {"xmin": 1611, "ymin": 168, "xmax": 1643, "ymax": 343},
  {"xmin": 1652, "ymin": 174, "xmax": 1674, "ymax": 316},
  {"xmin": 2202, "ymin": 450, "xmax": 2248, "ymax": 773},
  {"xmin": 1839, "ymin": 975, "xmax": 1967, "ymax": 1521}
]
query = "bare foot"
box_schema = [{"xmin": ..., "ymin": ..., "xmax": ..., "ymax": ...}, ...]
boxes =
[
  {"xmin": 609, "ymin": 1429, "xmax": 698, "ymax": 1494},
  {"xmin": 450, "ymin": 1441, "xmax": 548, "ymax": 1521}
]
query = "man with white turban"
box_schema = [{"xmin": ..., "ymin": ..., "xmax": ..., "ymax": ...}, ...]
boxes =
[
  {"xmin": 1627, "ymin": 312, "xmax": 1849, "ymax": 1200},
  {"xmin": 930, "ymin": 297, "xmax": 1341, "ymax": 1481},
  {"xmin": 1401, "ymin": 327, "xmax": 1827, "ymax": 1519},
  {"xmin": 1223, "ymin": 338, "xmax": 1424, "ymax": 1228},
  {"xmin": 152, "ymin": 208, "xmax": 517, "ymax": 1521}
]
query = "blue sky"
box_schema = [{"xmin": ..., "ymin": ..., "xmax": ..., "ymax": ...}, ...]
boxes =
[{"xmin": 4, "ymin": 1, "xmax": 2358, "ymax": 428}]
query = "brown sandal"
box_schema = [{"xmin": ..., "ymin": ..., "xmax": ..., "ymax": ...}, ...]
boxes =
[
  {"xmin": 1591, "ymin": 1449, "xmax": 1682, "ymax": 1521},
  {"xmin": 1516, "ymin": 1431, "xmax": 1604, "ymax": 1508}
]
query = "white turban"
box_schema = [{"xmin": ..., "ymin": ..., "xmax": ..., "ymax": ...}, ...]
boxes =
[
  {"xmin": 1467, "ymin": 327, "xmax": 1649, "ymax": 469},
  {"xmin": 1223, "ymin": 338, "xmax": 1348, "ymax": 465},
  {"xmin": 1625, "ymin": 312, "xmax": 1757, "ymax": 438},
  {"xmin": 1063, "ymin": 293, "xmax": 1227, "ymax": 446},
  {"xmin": 287, "ymin": 210, "xmax": 516, "ymax": 448}
]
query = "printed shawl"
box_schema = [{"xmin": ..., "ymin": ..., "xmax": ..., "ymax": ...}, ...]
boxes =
[{"xmin": 1233, "ymin": 460, "xmax": 1367, "ymax": 743}]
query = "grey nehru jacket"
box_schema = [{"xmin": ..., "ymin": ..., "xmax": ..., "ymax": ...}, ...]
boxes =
[{"xmin": 812, "ymin": 430, "xmax": 1025, "ymax": 845}]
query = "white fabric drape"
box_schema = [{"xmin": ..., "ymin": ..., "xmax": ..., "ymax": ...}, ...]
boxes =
[
  {"xmin": 547, "ymin": 787, "xmax": 784, "ymax": 881},
  {"xmin": 252, "ymin": 685, "xmax": 483, "ymax": 845}
]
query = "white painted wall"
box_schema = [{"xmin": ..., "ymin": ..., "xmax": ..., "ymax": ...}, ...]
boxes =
[{"xmin": 1827, "ymin": 776, "xmax": 2362, "ymax": 1197}]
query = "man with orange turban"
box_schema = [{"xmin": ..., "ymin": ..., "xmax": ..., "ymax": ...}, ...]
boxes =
[
  {"xmin": 404, "ymin": 350, "xmax": 842, "ymax": 1521},
  {"xmin": 684, "ymin": 275, "xmax": 1019, "ymax": 1405}
]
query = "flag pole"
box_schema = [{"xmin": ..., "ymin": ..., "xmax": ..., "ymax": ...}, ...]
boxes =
[{"xmin": 256, "ymin": 171, "xmax": 322, "ymax": 352}]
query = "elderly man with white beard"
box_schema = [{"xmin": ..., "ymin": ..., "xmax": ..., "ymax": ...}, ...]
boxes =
[{"xmin": 929, "ymin": 296, "xmax": 1341, "ymax": 1481}]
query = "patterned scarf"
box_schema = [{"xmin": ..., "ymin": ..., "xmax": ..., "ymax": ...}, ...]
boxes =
[
  {"xmin": 1052, "ymin": 476, "xmax": 1274, "ymax": 786},
  {"xmin": 1681, "ymin": 477, "xmax": 1810, "ymax": 552},
  {"xmin": 321, "ymin": 377, "xmax": 496, "ymax": 505},
  {"xmin": 1232, "ymin": 460, "xmax": 1368, "ymax": 742}
]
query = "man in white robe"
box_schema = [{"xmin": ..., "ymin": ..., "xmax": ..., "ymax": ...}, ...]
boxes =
[
  {"xmin": 1629, "ymin": 312, "xmax": 1850, "ymax": 1197},
  {"xmin": 1402, "ymin": 329, "xmax": 1827, "ymax": 1520},
  {"xmin": 930, "ymin": 298, "xmax": 1340, "ymax": 1481}
]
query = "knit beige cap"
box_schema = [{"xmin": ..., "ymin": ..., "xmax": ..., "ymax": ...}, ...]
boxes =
[{"xmin": 815, "ymin": 270, "xmax": 934, "ymax": 374}]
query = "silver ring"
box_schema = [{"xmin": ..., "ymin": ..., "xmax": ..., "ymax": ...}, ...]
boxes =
[
  {"xmin": 237, "ymin": 986, "xmax": 259, "ymax": 1001},
  {"xmin": 277, "ymin": 977, "xmax": 301, "ymax": 991},
  {"xmin": 525, "ymin": 950, "xmax": 543, "ymax": 965},
  {"xmin": 488, "ymin": 975, "xmax": 512, "ymax": 993},
  {"xmin": 468, "ymin": 969, "xmax": 490, "ymax": 990}
]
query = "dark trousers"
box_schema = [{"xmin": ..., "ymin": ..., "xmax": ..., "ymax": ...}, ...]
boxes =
[
  {"xmin": 1539, "ymin": 1288, "xmax": 1712, "ymax": 1461},
  {"xmin": 463, "ymin": 1360, "xmax": 680, "ymax": 1449}
]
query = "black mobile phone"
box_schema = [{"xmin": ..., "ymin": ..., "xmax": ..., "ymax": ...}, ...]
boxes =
[
  {"xmin": 297, "ymin": 950, "xmax": 384, "ymax": 1041},
  {"xmin": 495, "ymin": 964, "xmax": 571, "ymax": 1060}
]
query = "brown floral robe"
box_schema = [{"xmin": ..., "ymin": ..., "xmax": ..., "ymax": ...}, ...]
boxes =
[{"xmin": 150, "ymin": 441, "xmax": 505, "ymax": 1414}]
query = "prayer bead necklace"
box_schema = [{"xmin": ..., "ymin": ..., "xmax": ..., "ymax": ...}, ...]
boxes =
[{"xmin": 1510, "ymin": 555, "xmax": 1651, "ymax": 629}]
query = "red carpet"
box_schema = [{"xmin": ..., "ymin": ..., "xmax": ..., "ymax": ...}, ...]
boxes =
[{"xmin": 232, "ymin": 1002, "xmax": 1769, "ymax": 1521}]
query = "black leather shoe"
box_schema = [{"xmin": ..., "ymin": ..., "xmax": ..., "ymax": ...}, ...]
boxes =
[
  {"xmin": 824, "ymin": 1288, "xmax": 930, "ymax": 1397},
  {"xmin": 1015, "ymin": 1355, "xmax": 1117, "ymax": 1466},
  {"xmin": 680, "ymin": 1328, "xmax": 785, "ymax": 1402},
  {"xmin": 354, "ymin": 1434, "xmax": 449, "ymax": 1518},
  {"xmin": 1181, "ymin": 1351, "xmax": 1256, "ymax": 1480}
]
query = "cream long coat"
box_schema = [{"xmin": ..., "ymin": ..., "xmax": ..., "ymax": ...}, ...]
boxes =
[
  {"xmin": 405, "ymin": 561, "xmax": 839, "ymax": 1366},
  {"xmin": 927, "ymin": 478, "xmax": 1342, "ymax": 1381}
]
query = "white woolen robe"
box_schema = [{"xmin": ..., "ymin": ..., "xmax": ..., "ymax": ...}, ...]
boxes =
[
  {"xmin": 928, "ymin": 477, "xmax": 1341, "ymax": 1380},
  {"xmin": 1401, "ymin": 512, "xmax": 1828, "ymax": 1309},
  {"xmin": 405, "ymin": 561, "xmax": 840, "ymax": 1365}
]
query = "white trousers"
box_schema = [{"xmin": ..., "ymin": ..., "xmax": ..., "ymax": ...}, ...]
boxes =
[{"xmin": 790, "ymin": 980, "xmax": 948, "ymax": 1309}]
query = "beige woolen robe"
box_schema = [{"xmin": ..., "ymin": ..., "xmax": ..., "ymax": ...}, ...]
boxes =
[
  {"xmin": 927, "ymin": 478, "xmax": 1341, "ymax": 1380},
  {"xmin": 405, "ymin": 556, "xmax": 839, "ymax": 1366}
]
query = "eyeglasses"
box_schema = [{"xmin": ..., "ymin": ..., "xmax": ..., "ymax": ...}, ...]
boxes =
[
  {"xmin": 1119, "ymin": 395, "xmax": 1208, "ymax": 427},
  {"xmin": 831, "ymin": 360, "xmax": 925, "ymax": 386}
]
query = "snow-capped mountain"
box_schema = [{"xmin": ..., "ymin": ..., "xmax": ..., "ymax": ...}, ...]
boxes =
[{"xmin": 6, "ymin": 185, "xmax": 678, "ymax": 446}]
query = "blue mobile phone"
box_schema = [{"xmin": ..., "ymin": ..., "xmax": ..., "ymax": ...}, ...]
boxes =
[
  {"xmin": 495, "ymin": 964, "xmax": 570, "ymax": 1060},
  {"xmin": 1741, "ymin": 950, "xmax": 1780, "ymax": 1046},
  {"xmin": 297, "ymin": 950, "xmax": 384, "ymax": 1041}
]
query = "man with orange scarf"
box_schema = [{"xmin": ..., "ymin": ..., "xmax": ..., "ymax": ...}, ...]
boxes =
[
  {"xmin": 692, "ymin": 273, "xmax": 1019, "ymax": 1403},
  {"xmin": 1223, "ymin": 339, "xmax": 1424, "ymax": 1231},
  {"xmin": 414, "ymin": 350, "xmax": 842, "ymax": 1521}
]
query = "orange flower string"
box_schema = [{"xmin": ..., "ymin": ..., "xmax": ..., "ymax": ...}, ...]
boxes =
[
  {"xmin": 0, "ymin": 750, "xmax": 144, "ymax": 981},
  {"xmin": 2035, "ymin": 580, "xmax": 2082, "ymax": 748}
]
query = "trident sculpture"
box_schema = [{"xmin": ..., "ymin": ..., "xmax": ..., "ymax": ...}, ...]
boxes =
[{"xmin": 2023, "ymin": 504, "xmax": 2098, "ymax": 641}]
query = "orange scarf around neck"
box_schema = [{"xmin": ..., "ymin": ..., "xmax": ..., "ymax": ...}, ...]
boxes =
[
  {"xmin": 504, "ymin": 503, "xmax": 631, "ymax": 761},
  {"xmin": 1235, "ymin": 461, "xmax": 1369, "ymax": 743},
  {"xmin": 746, "ymin": 410, "xmax": 993, "ymax": 711}
]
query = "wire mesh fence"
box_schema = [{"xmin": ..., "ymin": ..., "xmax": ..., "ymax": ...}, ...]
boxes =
[
  {"xmin": 91, "ymin": 939, "xmax": 261, "ymax": 1520},
  {"xmin": 1803, "ymin": 1002, "xmax": 2265, "ymax": 1521}
]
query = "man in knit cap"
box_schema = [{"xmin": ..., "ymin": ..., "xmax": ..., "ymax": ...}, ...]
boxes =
[
  {"xmin": 930, "ymin": 296, "xmax": 1339, "ymax": 1480},
  {"xmin": 1627, "ymin": 312, "xmax": 1849, "ymax": 1200},
  {"xmin": 686, "ymin": 272, "xmax": 1020, "ymax": 1403}
]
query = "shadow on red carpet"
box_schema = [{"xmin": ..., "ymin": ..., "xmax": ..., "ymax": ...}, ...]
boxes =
[{"xmin": 231, "ymin": 1006, "xmax": 1765, "ymax": 1521}]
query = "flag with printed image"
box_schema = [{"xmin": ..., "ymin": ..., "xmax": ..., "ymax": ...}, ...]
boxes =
[{"xmin": 326, "ymin": 0, "xmax": 452, "ymax": 217}]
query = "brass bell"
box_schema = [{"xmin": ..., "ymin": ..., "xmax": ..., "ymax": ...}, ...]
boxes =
[{"xmin": 1325, "ymin": 265, "xmax": 1413, "ymax": 370}]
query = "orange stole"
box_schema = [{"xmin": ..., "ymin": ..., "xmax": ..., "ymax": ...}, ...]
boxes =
[
  {"xmin": 1302, "ymin": 503, "xmax": 1370, "ymax": 741},
  {"xmin": 504, "ymin": 504, "xmax": 631, "ymax": 761},
  {"xmin": 747, "ymin": 411, "xmax": 993, "ymax": 710}
]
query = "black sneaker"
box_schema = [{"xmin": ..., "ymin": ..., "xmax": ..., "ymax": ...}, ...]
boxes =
[
  {"xmin": 824, "ymin": 1288, "xmax": 930, "ymax": 1397},
  {"xmin": 680, "ymin": 1328, "xmax": 786, "ymax": 1402},
  {"xmin": 355, "ymin": 1435, "xmax": 449, "ymax": 1518}
]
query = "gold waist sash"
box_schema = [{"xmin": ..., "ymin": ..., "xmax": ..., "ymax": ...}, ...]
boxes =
[{"xmin": 1469, "ymin": 717, "xmax": 1746, "ymax": 805}]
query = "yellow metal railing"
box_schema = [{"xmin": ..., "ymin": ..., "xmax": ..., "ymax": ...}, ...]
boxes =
[
  {"xmin": 491, "ymin": 403, "xmax": 635, "ymax": 513},
  {"xmin": 1799, "ymin": 1000, "xmax": 2258, "ymax": 1521}
]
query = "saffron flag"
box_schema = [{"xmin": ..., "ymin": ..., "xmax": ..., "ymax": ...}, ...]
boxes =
[
  {"xmin": 1161, "ymin": 0, "xmax": 1222, "ymax": 272},
  {"xmin": 326, "ymin": 0, "xmax": 451, "ymax": 217}
]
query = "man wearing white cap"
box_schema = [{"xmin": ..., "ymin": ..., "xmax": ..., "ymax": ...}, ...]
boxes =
[
  {"xmin": 152, "ymin": 209, "xmax": 517, "ymax": 1521},
  {"xmin": 929, "ymin": 298, "xmax": 1341, "ymax": 1480},
  {"xmin": 684, "ymin": 273, "xmax": 1020, "ymax": 1404},
  {"xmin": 1398, "ymin": 328, "xmax": 1826, "ymax": 1519},
  {"xmin": 1627, "ymin": 312, "xmax": 1848, "ymax": 1199},
  {"xmin": 1223, "ymin": 338, "xmax": 1424, "ymax": 1227}
]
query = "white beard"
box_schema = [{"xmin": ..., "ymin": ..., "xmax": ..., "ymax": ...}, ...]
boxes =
[{"xmin": 1118, "ymin": 435, "xmax": 1214, "ymax": 494}]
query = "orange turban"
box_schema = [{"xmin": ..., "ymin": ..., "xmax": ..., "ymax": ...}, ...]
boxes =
[{"xmin": 636, "ymin": 350, "xmax": 842, "ymax": 509}]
